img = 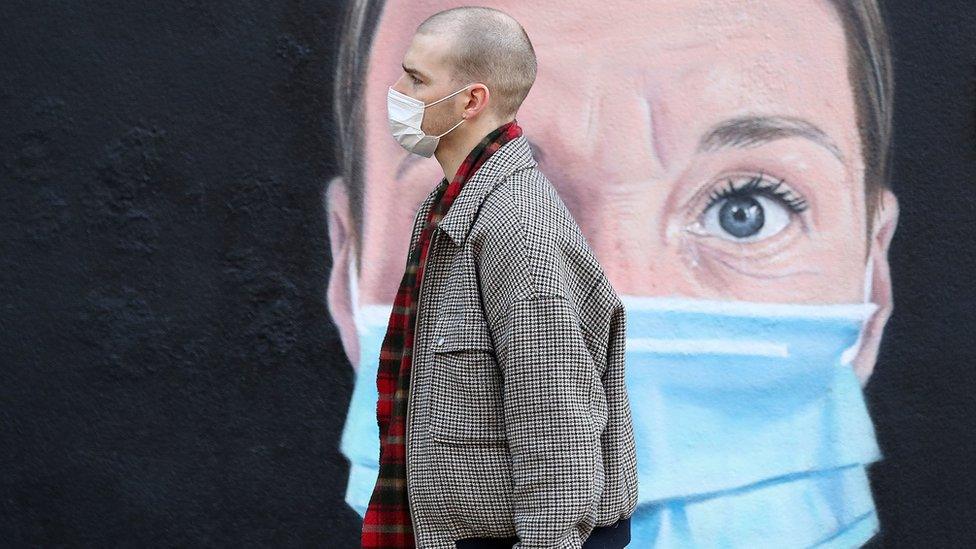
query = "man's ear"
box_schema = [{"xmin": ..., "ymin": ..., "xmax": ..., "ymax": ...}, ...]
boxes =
[
  {"xmin": 324, "ymin": 175, "xmax": 361, "ymax": 369},
  {"xmin": 853, "ymin": 187, "xmax": 900, "ymax": 385},
  {"xmin": 464, "ymin": 83, "xmax": 492, "ymax": 121}
]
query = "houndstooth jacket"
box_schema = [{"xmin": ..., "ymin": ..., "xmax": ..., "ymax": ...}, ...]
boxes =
[{"xmin": 403, "ymin": 134, "xmax": 639, "ymax": 548}]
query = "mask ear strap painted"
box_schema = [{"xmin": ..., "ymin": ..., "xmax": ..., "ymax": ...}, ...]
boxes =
[
  {"xmin": 348, "ymin": 243, "xmax": 398, "ymax": 332},
  {"xmin": 862, "ymin": 256, "xmax": 874, "ymax": 303},
  {"xmin": 349, "ymin": 245, "xmax": 363, "ymax": 335},
  {"xmin": 840, "ymin": 257, "xmax": 877, "ymax": 366}
]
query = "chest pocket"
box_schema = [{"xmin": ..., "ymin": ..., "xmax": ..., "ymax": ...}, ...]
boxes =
[{"xmin": 427, "ymin": 310, "xmax": 507, "ymax": 446}]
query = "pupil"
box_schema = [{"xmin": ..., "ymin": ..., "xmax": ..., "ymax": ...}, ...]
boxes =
[{"xmin": 718, "ymin": 196, "xmax": 764, "ymax": 238}]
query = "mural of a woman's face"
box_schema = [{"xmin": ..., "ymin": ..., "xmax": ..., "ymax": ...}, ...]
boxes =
[
  {"xmin": 329, "ymin": 0, "xmax": 901, "ymax": 543},
  {"xmin": 327, "ymin": 0, "xmax": 898, "ymax": 382}
]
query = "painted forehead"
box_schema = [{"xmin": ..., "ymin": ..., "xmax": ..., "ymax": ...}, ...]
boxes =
[{"xmin": 370, "ymin": 3, "xmax": 856, "ymax": 133}]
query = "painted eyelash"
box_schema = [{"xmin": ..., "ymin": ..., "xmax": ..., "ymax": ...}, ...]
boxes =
[{"xmin": 705, "ymin": 171, "xmax": 809, "ymax": 213}]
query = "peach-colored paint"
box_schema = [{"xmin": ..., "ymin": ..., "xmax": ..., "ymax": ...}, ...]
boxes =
[{"xmin": 327, "ymin": 0, "xmax": 898, "ymax": 382}]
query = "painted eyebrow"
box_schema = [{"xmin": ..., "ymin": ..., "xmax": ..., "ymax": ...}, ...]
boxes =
[
  {"xmin": 402, "ymin": 63, "xmax": 430, "ymax": 81},
  {"xmin": 697, "ymin": 115, "xmax": 845, "ymax": 164}
]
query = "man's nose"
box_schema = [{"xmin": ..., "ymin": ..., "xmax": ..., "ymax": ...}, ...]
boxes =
[{"xmin": 390, "ymin": 75, "xmax": 409, "ymax": 94}]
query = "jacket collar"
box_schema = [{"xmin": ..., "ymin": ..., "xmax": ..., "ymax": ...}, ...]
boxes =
[{"xmin": 432, "ymin": 135, "xmax": 537, "ymax": 247}]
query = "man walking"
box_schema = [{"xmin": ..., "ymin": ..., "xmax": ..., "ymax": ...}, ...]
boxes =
[{"xmin": 361, "ymin": 7, "xmax": 638, "ymax": 548}]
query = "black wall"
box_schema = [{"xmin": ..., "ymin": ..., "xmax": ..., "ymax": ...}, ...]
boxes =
[{"xmin": 1, "ymin": 1, "xmax": 974, "ymax": 547}]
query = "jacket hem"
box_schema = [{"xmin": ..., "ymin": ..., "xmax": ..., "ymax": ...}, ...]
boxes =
[{"xmin": 453, "ymin": 516, "xmax": 631, "ymax": 549}]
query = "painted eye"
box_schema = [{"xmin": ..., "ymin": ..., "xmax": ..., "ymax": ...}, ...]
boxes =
[{"xmin": 701, "ymin": 194, "xmax": 791, "ymax": 242}]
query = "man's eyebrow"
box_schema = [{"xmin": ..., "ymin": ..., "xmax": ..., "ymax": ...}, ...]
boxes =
[
  {"xmin": 402, "ymin": 63, "xmax": 430, "ymax": 81},
  {"xmin": 697, "ymin": 115, "xmax": 845, "ymax": 164}
]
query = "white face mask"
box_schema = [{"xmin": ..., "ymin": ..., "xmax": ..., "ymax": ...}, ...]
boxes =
[{"xmin": 386, "ymin": 84, "xmax": 473, "ymax": 158}]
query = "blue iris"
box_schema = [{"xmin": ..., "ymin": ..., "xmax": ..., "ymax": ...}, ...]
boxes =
[{"xmin": 719, "ymin": 196, "xmax": 765, "ymax": 238}]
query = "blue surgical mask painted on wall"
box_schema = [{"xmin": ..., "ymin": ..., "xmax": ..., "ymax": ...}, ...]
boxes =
[
  {"xmin": 619, "ymin": 293, "xmax": 881, "ymax": 548},
  {"xmin": 339, "ymin": 253, "xmax": 883, "ymax": 547},
  {"xmin": 339, "ymin": 255, "xmax": 390, "ymax": 518}
]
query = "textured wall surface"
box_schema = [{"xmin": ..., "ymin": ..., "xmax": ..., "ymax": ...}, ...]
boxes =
[
  {"xmin": 0, "ymin": 1, "xmax": 974, "ymax": 547},
  {"xmin": 0, "ymin": 1, "xmax": 361, "ymax": 546}
]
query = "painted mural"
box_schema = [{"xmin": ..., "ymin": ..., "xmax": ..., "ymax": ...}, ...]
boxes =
[{"xmin": 325, "ymin": 1, "xmax": 898, "ymax": 546}]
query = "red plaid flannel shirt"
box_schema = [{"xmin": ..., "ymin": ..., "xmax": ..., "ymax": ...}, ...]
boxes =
[{"xmin": 361, "ymin": 120, "xmax": 524, "ymax": 548}]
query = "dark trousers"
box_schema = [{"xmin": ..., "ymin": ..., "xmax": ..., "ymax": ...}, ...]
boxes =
[{"xmin": 454, "ymin": 517, "xmax": 631, "ymax": 549}]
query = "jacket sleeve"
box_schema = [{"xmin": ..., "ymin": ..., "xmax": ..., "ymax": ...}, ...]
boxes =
[{"xmin": 492, "ymin": 293, "xmax": 601, "ymax": 549}]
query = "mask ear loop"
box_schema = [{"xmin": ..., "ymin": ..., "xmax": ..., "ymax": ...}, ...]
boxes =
[
  {"xmin": 349, "ymin": 245, "xmax": 364, "ymax": 335},
  {"xmin": 840, "ymin": 256, "xmax": 876, "ymax": 366},
  {"xmin": 434, "ymin": 118, "xmax": 465, "ymax": 138},
  {"xmin": 424, "ymin": 84, "xmax": 472, "ymax": 139},
  {"xmin": 425, "ymin": 84, "xmax": 478, "ymax": 137},
  {"xmin": 862, "ymin": 255, "xmax": 874, "ymax": 302},
  {"xmin": 423, "ymin": 83, "xmax": 474, "ymax": 108},
  {"xmin": 349, "ymin": 244, "xmax": 397, "ymax": 332}
]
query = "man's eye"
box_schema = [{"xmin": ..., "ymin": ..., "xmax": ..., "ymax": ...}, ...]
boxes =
[{"xmin": 698, "ymin": 174, "xmax": 807, "ymax": 242}]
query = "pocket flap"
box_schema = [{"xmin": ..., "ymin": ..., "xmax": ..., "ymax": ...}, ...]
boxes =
[{"xmin": 431, "ymin": 311, "xmax": 494, "ymax": 353}]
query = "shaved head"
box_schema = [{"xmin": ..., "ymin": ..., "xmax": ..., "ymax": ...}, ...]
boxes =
[{"xmin": 416, "ymin": 6, "xmax": 536, "ymax": 118}]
